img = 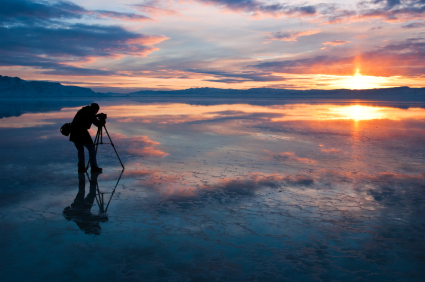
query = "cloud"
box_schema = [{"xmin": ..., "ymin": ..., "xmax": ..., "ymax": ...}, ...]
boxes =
[
  {"xmin": 0, "ymin": 0, "xmax": 151, "ymax": 24},
  {"xmin": 267, "ymin": 29, "xmax": 321, "ymax": 42},
  {"xmin": 132, "ymin": 1, "xmax": 180, "ymax": 16},
  {"xmin": 195, "ymin": 0, "xmax": 319, "ymax": 19},
  {"xmin": 0, "ymin": 0, "xmax": 166, "ymax": 76},
  {"xmin": 193, "ymin": 0, "xmax": 425, "ymax": 24},
  {"xmin": 253, "ymin": 38, "xmax": 425, "ymax": 76},
  {"xmin": 322, "ymin": 40, "xmax": 351, "ymax": 46},
  {"xmin": 355, "ymin": 0, "xmax": 425, "ymax": 23},
  {"xmin": 0, "ymin": 0, "xmax": 85, "ymax": 25},
  {"xmin": 321, "ymin": 148, "xmax": 343, "ymax": 154},
  {"xmin": 187, "ymin": 69, "xmax": 287, "ymax": 83},
  {"xmin": 94, "ymin": 10, "xmax": 151, "ymax": 22},
  {"xmin": 402, "ymin": 21, "xmax": 425, "ymax": 28}
]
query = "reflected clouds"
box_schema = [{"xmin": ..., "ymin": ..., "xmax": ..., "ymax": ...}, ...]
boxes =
[
  {"xmin": 2, "ymin": 99, "xmax": 425, "ymax": 280},
  {"xmin": 111, "ymin": 133, "xmax": 169, "ymax": 157}
]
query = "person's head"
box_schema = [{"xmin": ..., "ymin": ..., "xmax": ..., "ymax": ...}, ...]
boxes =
[{"xmin": 91, "ymin": 103, "xmax": 100, "ymax": 114}]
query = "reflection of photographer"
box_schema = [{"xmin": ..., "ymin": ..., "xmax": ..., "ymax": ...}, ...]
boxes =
[
  {"xmin": 69, "ymin": 103, "xmax": 105, "ymax": 172},
  {"xmin": 63, "ymin": 172, "xmax": 108, "ymax": 235}
]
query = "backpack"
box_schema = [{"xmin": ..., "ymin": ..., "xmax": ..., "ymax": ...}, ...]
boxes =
[{"xmin": 60, "ymin": 123, "xmax": 72, "ymax": 136}]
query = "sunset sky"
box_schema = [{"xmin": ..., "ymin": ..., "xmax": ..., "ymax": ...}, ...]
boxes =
[{"xmin": 1, "ymin": 0, "xmax": 425, "ymax": 92}]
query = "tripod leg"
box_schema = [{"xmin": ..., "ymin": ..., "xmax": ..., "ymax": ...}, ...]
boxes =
[
  {"xmin": 103, "ymin": 125, "xmax": 125, "ymax": 169},
  {"xmin": 104, "ymin": 169, "xmax": 124, "ymax": 212}
]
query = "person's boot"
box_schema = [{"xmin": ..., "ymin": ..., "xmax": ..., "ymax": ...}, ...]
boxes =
[
  {"xmin": 78, "ymin": 166, "xmax": 87, "ymax": 172},
  {"xmin": 91, "ymin": 167, "xmax": 103, "ymax": 173}
]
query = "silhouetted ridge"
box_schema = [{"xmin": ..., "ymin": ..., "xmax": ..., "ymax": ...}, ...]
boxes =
[
  {"xmin": 0, "ymin": 75, "xmax": 97, "ymax": 97},
  {"xmin": 1, "ymin": 75, "xmax": 424, "ymax": 101},
  {"xmin": 127, "ymin": 86, "xmax": 425, "ymax": 101}
]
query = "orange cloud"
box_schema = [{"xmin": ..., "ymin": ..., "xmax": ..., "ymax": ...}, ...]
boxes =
[
  {"xmin": 321, "ymin": 148, "xmax": 342, "ymax": 154},
  {"xmin": 322, "ymin": 40, "xmax": 351, "ymax": 46}
]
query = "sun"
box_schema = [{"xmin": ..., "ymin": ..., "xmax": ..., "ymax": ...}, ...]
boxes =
[{"xmin": 338, "ymin": 69, "xmax": 387, "ymax": 90}]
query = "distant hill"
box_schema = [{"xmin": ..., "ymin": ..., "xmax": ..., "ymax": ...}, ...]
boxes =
[
  {"xmin": 127, "ymin": 86, "xmax": 425, "ymax": 101},
  {"xmin": 0, "ymin": 75, "xmax": 97, "ymax": 97},
  {"xmin": 1, "ymin": 75, "xmax": 425, "ymax": 101}
]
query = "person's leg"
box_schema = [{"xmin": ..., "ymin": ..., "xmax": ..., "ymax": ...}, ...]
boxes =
[
  {"xmin": 84, "ymin": 144, "xmax": 99, "ymax": 169},
  {"xmin": 74, "ymin": 142, "xmax": 85, "ymax": 169}
]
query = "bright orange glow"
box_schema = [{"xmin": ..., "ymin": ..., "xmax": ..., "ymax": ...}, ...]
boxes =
[
  {"xmin": 336, "ymin": 69, "xmax": 389, "ymax": 90},
  {"xmin": 328, "ymin": 105, "xmax": 386, "ymax": 121}
]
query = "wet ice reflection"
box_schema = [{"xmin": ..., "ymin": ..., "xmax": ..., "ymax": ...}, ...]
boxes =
[{"xmin": 1, "ymin": 100, "xmax": 425, "ymax": 281}]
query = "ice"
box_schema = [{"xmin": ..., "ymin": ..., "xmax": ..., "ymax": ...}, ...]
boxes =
[{"xmin": 1, "ymin": 98, "xmax": 425, "ymax": 281}]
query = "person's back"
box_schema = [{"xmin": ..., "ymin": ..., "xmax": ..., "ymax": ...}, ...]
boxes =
[
  {"xmin": 72, "ymin": 106, "xmax": 95, "ymax": 129},
  {"xmin": 70, "ymin": 103, "xmax": 104, "ymax": 172}
]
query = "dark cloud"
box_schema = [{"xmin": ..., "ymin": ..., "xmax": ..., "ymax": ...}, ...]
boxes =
[
  {"xmin": 356, "ymin": 0, "xmax": 425, "ymax": 22},
  {"xmin": 0, "ymin": 0, "xmax": 165, "ymax": 76},
  {"xmin": 0, "ymin": 0, "xmax": 85, "ymax": 25},
  {"xmin": 195, "ymin": 0, "xmax": 318, "ymax": 18},
  {"xmin": 0, "ymin": 0, "xmax": 151, "ymax": 24},
  {"xmin": 0, "ymin": 24, "xmax": 163, "ymax": 58},
  {"xmin": 253, "ymin": 38, "xmax": 425, "ymax": 76},
  {"xmin": 195, "ymin": 0, "xmax": 425, "ymax": 24},
  {"xmin": 187, "ymin": 69, "xmax": 287, "ymax": 83}
]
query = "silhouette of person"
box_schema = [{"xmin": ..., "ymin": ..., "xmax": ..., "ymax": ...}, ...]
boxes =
[
  {"xmin": 63, "ymin": 172, "xmax": 108, "ymax": 235},
  {"xmin": 70, "ymin": 103, "xmax": 104, "ymax": 172}
]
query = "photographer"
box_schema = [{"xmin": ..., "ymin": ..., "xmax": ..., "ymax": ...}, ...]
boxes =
[{"xmin": 70, "ymin": 103, "xmax": 104, "ymax": 172}]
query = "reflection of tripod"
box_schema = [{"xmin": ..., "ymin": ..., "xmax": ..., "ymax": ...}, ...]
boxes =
[
  {"xmin": 86, "ymin": 169, "xmax": 124, "ymax": 213},
  {"xmin": 86, "ymin": 125, "xmax": 125, "ymax": 170}
]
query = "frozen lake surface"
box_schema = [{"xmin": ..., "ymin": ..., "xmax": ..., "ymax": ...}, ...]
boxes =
[{"xmin": 1, "ymin": 98, "xmax": 425, "ymax": 281}]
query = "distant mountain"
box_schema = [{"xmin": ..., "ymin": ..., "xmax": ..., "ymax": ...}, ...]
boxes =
[
  {"xmin": 1, "ymin": 75, "xmax": 425, "ymax": 101},
  {"xmin": 127, "ymin": 86, "xmax": 425, "ymax": 101},
  {"xmin": 0, "ymin": 75, "xmax": 97, "ymax": 97}
]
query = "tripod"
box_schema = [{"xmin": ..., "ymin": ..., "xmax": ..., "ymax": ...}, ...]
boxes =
[
  {"xmin": 86, "ymin": 124, "xmax": 125, "ymax": 170},
  {"xmin": 86, "ymin": 169, "xmax": 123, "ymax": 213}
]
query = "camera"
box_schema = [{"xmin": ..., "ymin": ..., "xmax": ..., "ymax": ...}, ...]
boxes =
[{"xmin": 97, "ymin": 113, "xmax": 107, "ymax": 121}]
